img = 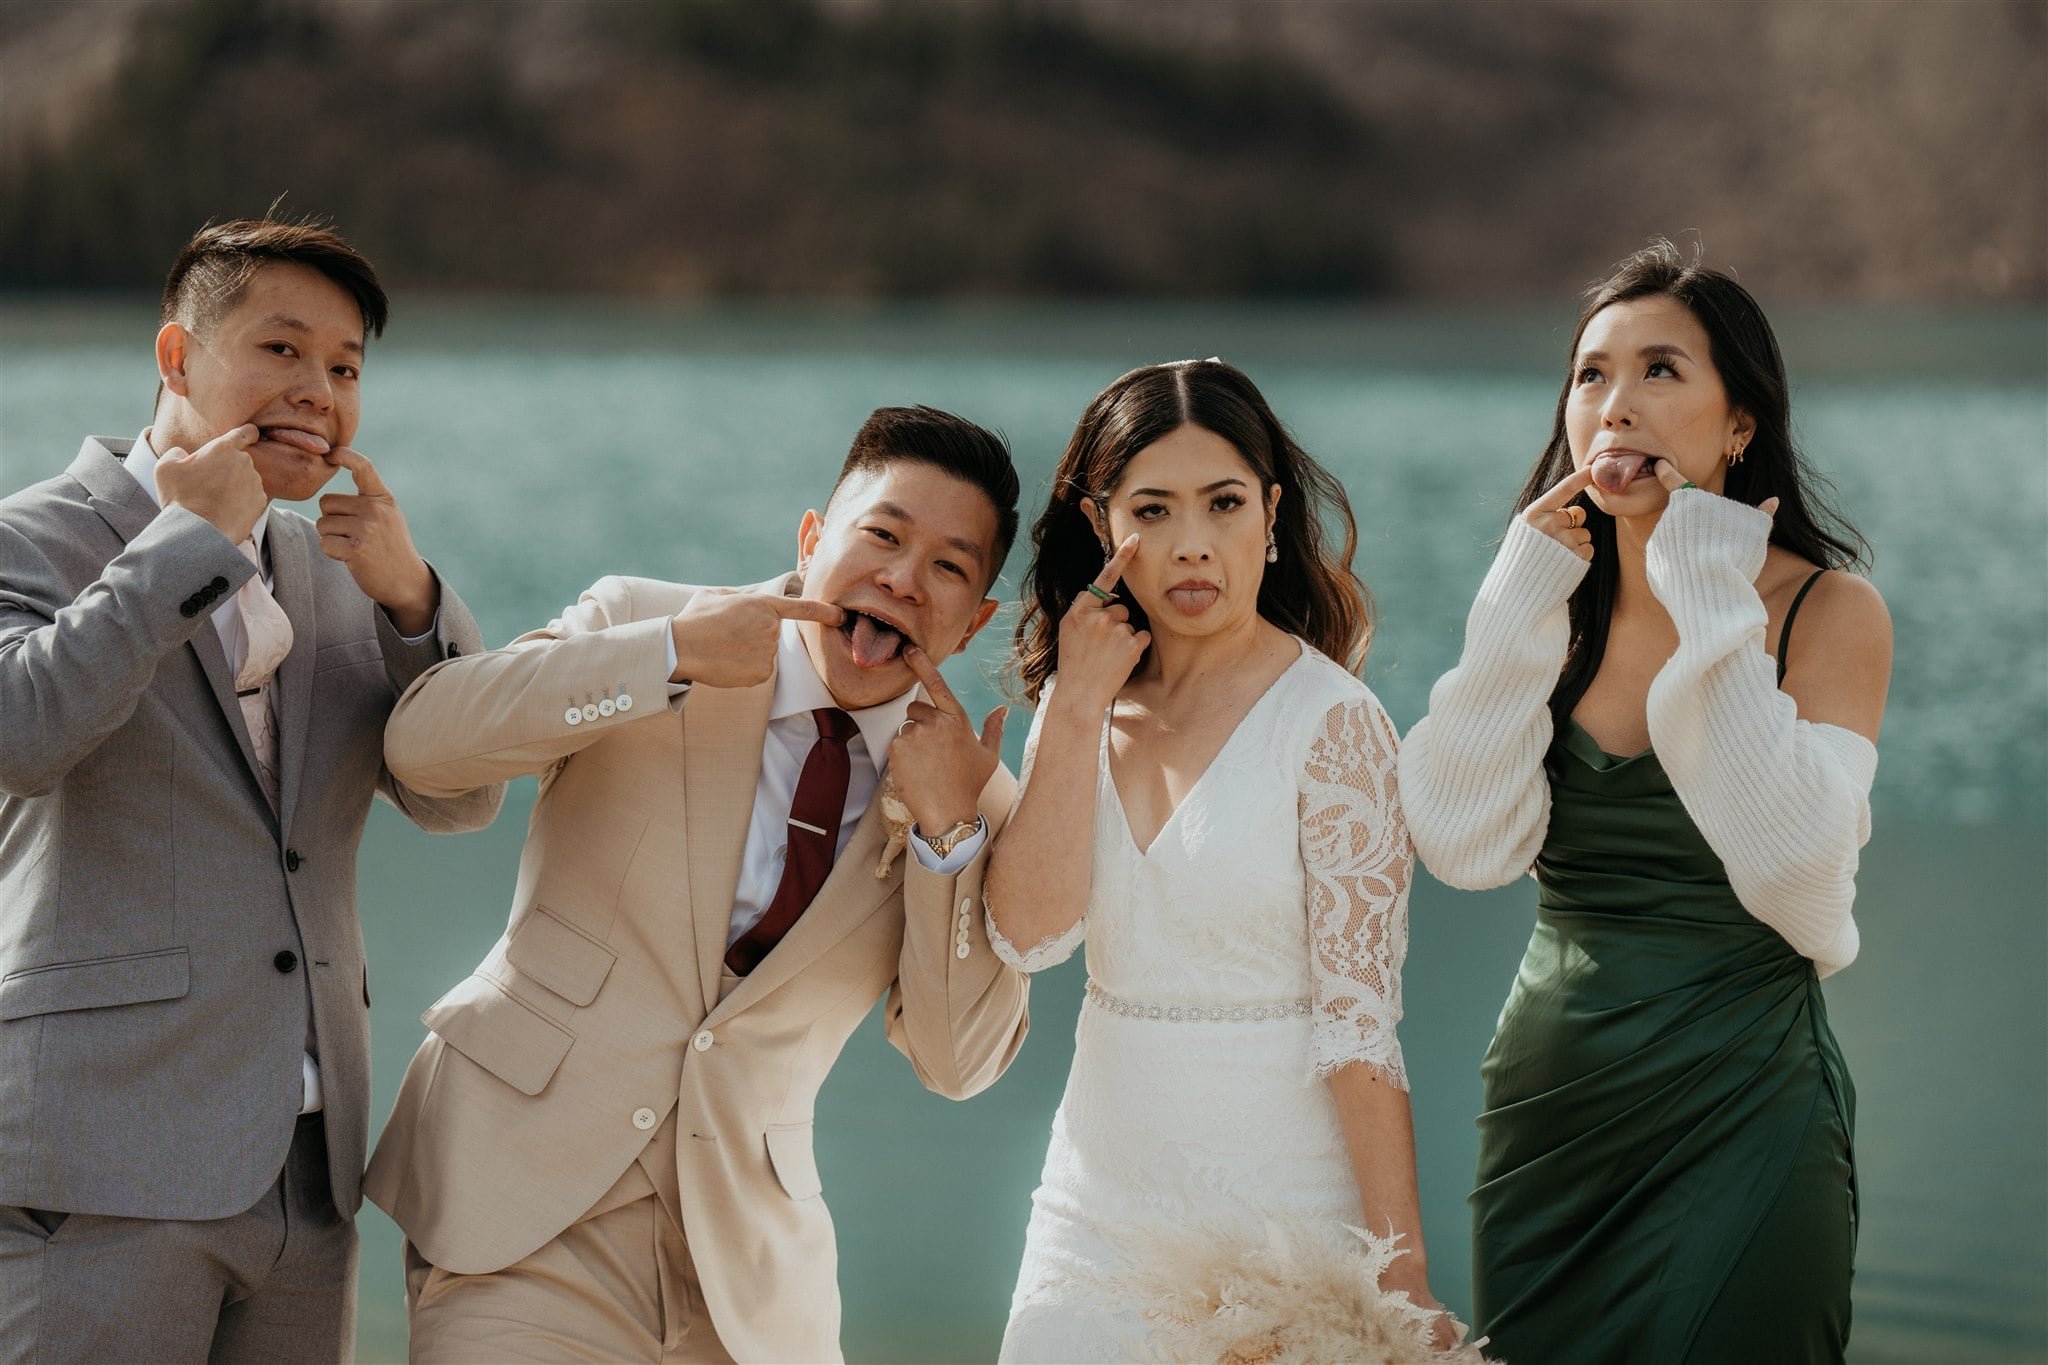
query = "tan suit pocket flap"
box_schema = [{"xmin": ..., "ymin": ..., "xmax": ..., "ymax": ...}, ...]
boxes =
[
  {"xmin": 505, "ymin": 906, "xmax": 617, "ymax": 1007},
  {"xmin": 422, "ymin": 973, "xmax": 574, "ymax": 1097},
  {"xmin": 0, "ymin": 948, "xmax": 189, "ymax": 1021},
  {"xmin": 764, "ymin": 1123, "xmax": 822, "ymax": 1200}
]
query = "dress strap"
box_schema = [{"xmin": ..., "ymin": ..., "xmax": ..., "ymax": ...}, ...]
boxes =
[{"xmin": 1776, "ymin": 569, "xmax": 1829, "ymax": 684}]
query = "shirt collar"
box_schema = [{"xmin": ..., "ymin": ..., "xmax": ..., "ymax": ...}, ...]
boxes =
[
  {"xmin": 769, "ymin": 619, "xmax": 915, "ymax": 776},
  {"xmin": 126, "ymin": 427, "xmax": 269, "ymax": 554}
]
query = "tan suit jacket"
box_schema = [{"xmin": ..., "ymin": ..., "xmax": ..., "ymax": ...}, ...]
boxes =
[{"xmin": 363, "ymin": 573, "xmax": 1029, "ymax": 1363}]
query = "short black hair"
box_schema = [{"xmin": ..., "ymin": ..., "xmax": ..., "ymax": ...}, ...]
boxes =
[
  {"xmin": 161, "ymin": 215, "xmax": 388, "ymax": 341},
  {"xmin": 828, "ymin": 406, "xmax": 1021, "ymax": 587}
]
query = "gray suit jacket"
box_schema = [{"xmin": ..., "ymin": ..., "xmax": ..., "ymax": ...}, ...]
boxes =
[{"xmin": 0, "ymin": 437, "xmax": 504, "ymax": 1221}]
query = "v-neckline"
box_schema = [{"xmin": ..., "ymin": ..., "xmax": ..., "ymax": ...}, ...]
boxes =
[
  {"xmin": 1106, "ymin": 641, "xmax": 1309, "ymax": 859},
  {"xmin": 1561, "ymin": 717, "xmax": 1659, "ymax": 771}
]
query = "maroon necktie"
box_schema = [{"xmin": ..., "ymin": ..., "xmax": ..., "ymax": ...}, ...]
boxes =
[{"xmin": 726, "ymin": 708, "xmax": 858, "ymax": 976}]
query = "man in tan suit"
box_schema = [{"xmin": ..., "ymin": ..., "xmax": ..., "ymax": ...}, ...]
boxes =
[{"xmin": 365, "ymin": 406, "xmax": 1031, "ymax": 1361}]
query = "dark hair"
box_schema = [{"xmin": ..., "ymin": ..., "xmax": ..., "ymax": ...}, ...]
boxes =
[
  {"xmin": 1518, "ymin": 239, "xmax": 1869, "ymax": 728},
  {"xmin": 827, "ymin": 405, "xmax": 1022, "ymax": 587},
  {"xmin": 161, "ymin": 215, "xmax": 389, "ymax": 341},
  {"xmin": 1015, "ymin": 359, "xmax": 1371, "ymax": 702}
]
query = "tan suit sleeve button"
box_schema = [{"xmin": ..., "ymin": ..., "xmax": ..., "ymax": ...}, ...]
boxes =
[
  {"xmin": 581, "ymin": 703, "xmax": 601, "ymax": 723},
  {"xmin": 615, "ymin": 692, "xmax": 634, "ymax": 713},
  {"xmin": 597, "ymin": 698, "xmax": 616, "ymax": 718},
  {"xmin": 564, "ymin": 707, "xmax": 583, "ymax": 726},
  {"xmin": 954, "ymin": 943, "xmax": 971, "ymax": 959},
  {"xmin": 632, "ymin": 1107, "xmax": 657, "ymax": 1130},
  {"xmin": 692, "ymin": 1030, "xmax": 714, "ymax": 1052}
]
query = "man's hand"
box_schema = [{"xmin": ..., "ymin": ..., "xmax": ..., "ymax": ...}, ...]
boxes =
[
  {"xmin": 317, "ymin": 448, "xmax": 438, "ymax": 636},
  {"xmin": 669, "ymin": 591, "xmax": 845, "ymax": 688},
  {"xmin": 892, "ymin": 646, "xmax": 1006, "ymax": 834},
  {"xmin": 156, "ymin": 425, "xmax": 268, "ymax": 544}
]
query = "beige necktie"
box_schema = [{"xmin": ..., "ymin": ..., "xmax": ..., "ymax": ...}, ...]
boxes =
[{"xmin": 234, "ymin": 538, "xmax": 293, "ymax": 808}]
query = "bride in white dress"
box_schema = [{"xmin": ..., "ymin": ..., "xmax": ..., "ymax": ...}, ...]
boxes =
[{"xmin": 985, "ymin": 360, "xmax": 1462, "ymax": 1361}]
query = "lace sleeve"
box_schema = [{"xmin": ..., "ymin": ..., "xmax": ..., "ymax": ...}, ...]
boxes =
[
  {"xmin": 985, "ymin": 675, "xmax": 1087, "ymax": 972},
  {"xmin": 1299, "ymin": 693, "xmax": 1411, "ymax": 1089}
]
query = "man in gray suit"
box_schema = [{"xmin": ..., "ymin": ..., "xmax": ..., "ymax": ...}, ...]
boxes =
[{"xmin": 0, "ymin": 217, "xmax": 503, "ymax": 1362}]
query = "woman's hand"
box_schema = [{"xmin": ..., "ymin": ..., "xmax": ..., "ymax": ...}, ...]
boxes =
[
  {"xmin": 1651, "ymin": 457, "xmax": 1779, "ymax": 516},
  {"xmin": 1521, "ymin": 466, "xmax": 1597, "ymax": 560},
  {"xmin": 1379, "ymin": 1256, "xmax": 1465, "ymax": 1353},
  {"xmin": 1053, "ymin": 533, "xmax": 1149, "ymax": 715}
]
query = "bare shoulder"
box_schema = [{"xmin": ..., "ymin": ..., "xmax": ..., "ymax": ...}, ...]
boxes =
[{"xmin": 1779, "ymin": 569, "xmax": 1892, "ymax": 742}]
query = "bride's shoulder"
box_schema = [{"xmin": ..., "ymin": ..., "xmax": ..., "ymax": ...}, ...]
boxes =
[
  {"xmin": 1280, "ymin": 643, "xmax": 1397, "ymax": 750},
  {"xmin": 1285, "ymin": 641, "xmax": 1381, "ymax": 709}
]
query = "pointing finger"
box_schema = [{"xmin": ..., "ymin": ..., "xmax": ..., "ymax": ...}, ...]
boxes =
[
  {"xmin": 767, "ymin": 596, "xmax": 847, "ymax": 626},
  {"xmin": 1530, "ymin": 466, "xmax": 1596, "ymax": 513},
  {"xmin": 1089, "ymin": 533, "xmax": 1141, "ymax": 598},
  {"xmin": 327, "ymin": 447, "xmax": 391, "ymax": 498},
  {"xmin": 902, "ymin": 646, "xmax": 965, "ymax": 718},
  {"xmin": 1651, "ymin": 458, "xmax": 1689, "ymax": 492},
  {"xmin": 979, "ymin": 705, "xmax": 1008, "ymax": 752}
]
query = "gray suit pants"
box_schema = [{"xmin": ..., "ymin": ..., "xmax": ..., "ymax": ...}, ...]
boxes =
[{"xmin": 0, "ymin": 1114, "xmax": 356, "ymax": 1364}]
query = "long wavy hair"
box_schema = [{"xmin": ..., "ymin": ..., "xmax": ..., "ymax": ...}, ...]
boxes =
[
  {"xmin": 1518, "ymin": 239, "xmax": 1870, "ymax": 729},
  {"xmin": 1015, "ymin": 359, "xmax": 1371, "ymax": 702}
]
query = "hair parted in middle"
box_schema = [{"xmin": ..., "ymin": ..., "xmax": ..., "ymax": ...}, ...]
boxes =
[{"xmin": 1014, "ymin": 358, "xmax": 1372, "ymax": 702}]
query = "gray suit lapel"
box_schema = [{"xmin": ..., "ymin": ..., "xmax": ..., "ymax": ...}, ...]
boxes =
[
  {"xmin": 266, "ymin": 510, "xmax": 317, "ymax": 836},
  {"xmin": 73, "ymin": 439, "xmax": 273, "ymax": 825},
  {"xmin": 74, "ymin": 438, "xmax": 158, "ymax": 545}
]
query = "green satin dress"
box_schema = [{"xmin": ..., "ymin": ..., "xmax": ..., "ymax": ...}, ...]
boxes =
[{"xmin": 1472, "ymin": 596, "xmax": 1857, "ymax": 1364}]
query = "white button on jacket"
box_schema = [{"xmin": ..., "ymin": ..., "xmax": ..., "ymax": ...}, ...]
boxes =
[
  {"xmin": 632, "ymin": 1107, "xmax": 657, "ymax": 1130},
  {"xmin": 692, "ymin": 1031, "xmax": 714, "ymax": 1052}
]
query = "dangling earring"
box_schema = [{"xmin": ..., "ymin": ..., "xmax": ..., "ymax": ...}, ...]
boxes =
[
  {"xmin": 1729, "ymin": 439, "xmax": 1747, "ymax": 466},
  {"xmin": 1265, "ymin": 529, "xmax": 1278, "ymax": 564}
]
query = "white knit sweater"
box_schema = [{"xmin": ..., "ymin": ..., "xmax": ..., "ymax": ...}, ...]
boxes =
[{"xmin": 1400, "ymin": 491, "xmax": 1875, "ymax": 977}]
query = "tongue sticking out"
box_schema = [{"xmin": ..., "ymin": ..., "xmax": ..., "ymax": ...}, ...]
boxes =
[
  {"xmin": 1590, "ymin": 452, "xmax": 1649, "ymax": 494},
  {"xmin": 262, "ymin": 427, "xmax": 331, "ymax": 456},
  {"xmin": 847, "ymin": 613, "xmax": 905, "ymax": 668}
]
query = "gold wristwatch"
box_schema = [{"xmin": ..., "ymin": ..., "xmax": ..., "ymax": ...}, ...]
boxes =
[{"xmin": 917, "ymin": 816, "xmax": 983, "ymax": 860}]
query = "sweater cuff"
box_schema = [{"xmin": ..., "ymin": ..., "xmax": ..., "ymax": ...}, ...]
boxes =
[
  {"xmin": 1477, "ymin": 517, "xmax": 1592, "ymax": 619},
  {"xmin": 1646, "ymin": 489, "xmax": 1772, "ymax": 612}
]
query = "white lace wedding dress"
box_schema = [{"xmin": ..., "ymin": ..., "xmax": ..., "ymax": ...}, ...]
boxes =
[{"xmin": 992, "ymin": 642, "xmax": 1414, "ymax": 1363}]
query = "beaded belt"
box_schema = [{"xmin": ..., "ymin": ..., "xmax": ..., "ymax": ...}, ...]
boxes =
[{"xmin": 1085, "ymin": 979, "xmax": 1311, "ymax": 1023}]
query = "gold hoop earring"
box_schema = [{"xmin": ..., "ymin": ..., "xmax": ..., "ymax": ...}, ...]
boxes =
[{"xmin": 1729, "ymin": 441, "xmax": 1747, "ymax": 465}]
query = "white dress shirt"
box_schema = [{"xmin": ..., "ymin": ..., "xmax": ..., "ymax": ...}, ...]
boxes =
[{"xmin": 670, "ymin": 620, "xmax": 987, "ymax": 950}]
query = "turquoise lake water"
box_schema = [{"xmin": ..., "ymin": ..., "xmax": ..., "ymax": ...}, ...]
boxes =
[{"xmin": 2, "ymin": 298, "xmax": 2043, "ymax": 1362}]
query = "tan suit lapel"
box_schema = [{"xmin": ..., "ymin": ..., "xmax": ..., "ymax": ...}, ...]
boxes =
[
  {"xmin": 711, "ymin": 793, "xmax": 902, "ymax": 1019},
  {"xmin": 684, "ymin": 674, "xmax": 775, "ymax": 1016},
  {"xmin": 266, "ymin": 511, "xmax": 317, "ymax": 835}
]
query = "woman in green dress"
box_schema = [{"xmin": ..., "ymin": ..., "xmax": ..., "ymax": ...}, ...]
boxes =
[{"xmin": 1400, "ymin": 240, "xmax": 1892, "ymax": 1364}]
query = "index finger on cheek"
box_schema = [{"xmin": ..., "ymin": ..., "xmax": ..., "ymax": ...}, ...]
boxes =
[
  {"xmin": 904, "ymin": 647, "xmax": 962, "ymax": 713},
  {"xmin": 1092, "ymin": 533, "xmax": 1140, "ymax": 595}
]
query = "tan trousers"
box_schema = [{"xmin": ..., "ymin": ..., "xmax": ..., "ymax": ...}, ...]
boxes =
[{"xmin": 405, "ymin": 973, "xmax": 748, "ymax": 1364}]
